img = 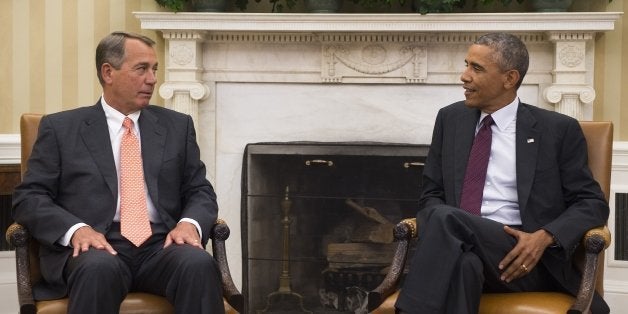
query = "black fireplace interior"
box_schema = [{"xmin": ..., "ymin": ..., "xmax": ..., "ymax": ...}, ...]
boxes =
[{"xmin": 242, "ymin": 142, "xmax": 428, "ymax": 313}]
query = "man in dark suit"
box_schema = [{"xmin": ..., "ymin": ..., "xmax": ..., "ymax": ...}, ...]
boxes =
[
  {"xmin": 12, "ymin": 32, "xmax": 225, "ymax": 314},
  {"xmin": 395, "ymin": 33, "xmax": 609, "ymax": 314}
]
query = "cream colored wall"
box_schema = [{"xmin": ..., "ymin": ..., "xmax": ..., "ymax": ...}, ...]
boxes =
[
  {"xmin": 0, "ymin": 0, "xmax": 625, "ymax": 137},
  {"xmin": 0, "ymin": 0, "xmax": 166, "ymax": 134},
  {"xmin": 592, "ymin": 0, "xmax": 626, "ymax": 139}
]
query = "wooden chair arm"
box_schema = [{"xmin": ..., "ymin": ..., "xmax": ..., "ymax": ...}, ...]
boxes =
[
  {"xmin": 211, "ymin": 219, "xmax": 244, "ymax": 313},
  {"xmin": 5, "ymin": 222, "xmax": 37, "ymax": 314},
  {"xmin": 568, "ymin": 225, "xmax": 610, "ymax": 314},
  {"xmin": 367, "ymin": 218, "xmax": 418, "ymax": 311}
]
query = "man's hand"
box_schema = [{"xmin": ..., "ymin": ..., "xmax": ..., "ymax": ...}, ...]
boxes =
[
  {"xmin": 164, "ymin": 221, "xmax": 202, "ymax": 249},
  {"xmin": 71, "ymin": 226, "xmax": 117, "ymax": 257},
  {"xmin": 498, "ymin": 226, "xmax": 555, "ymax": 282}
]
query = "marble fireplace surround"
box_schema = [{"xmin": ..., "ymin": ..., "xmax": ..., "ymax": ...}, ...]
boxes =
[{"xmin": 135, "ymin": 12, "xmax": 621, "ymax": 289}]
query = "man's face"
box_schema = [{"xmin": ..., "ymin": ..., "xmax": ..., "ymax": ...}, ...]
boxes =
[
  {"xmin": 460, "ymin": 44, "xmax": 517, "ymax": 113},
  {"xmin": 104, "ymin": 39, "xmax": 158, "ymax": 115}
]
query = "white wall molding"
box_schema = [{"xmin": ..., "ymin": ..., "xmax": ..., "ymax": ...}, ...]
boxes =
[{"xmin": 0, "ymin": 134, "xmax": 20, "ymax": 165}]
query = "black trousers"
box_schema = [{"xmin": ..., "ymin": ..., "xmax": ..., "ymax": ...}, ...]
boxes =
[
  {"xmin": 63, "ymin": 222, "xmax": 225, "ymax": 314},
  {"xmin": 395, "ymin": 205, "xmax": 559, "ymax": 314}
]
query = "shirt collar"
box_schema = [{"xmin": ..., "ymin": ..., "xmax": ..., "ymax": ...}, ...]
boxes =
[
  {"xmin": 479, "ymin": 97, "xmax": 519, "ymax": 131},
  {"xmin": 100, "ymin": 96, "xmax": 141, "ymax": 132}
]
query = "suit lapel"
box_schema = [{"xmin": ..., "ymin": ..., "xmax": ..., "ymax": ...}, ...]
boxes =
[
  {"xmin": 79, "ymin": 104, "xmax": 118, "ymax": 197},
  {"xmin": 138, "ymin": 109, "xmax": 166, "ymax": 204},
  {"xmin": 515, "ymin": 104, "xmax": 540, "ymax": 215},
  {"xmin": 453, "ymin": 107, "xmax": 481, "ymax": 206}
]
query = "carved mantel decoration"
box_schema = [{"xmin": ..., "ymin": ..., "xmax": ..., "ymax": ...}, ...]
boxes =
[{"xmin": 136, "ymin": 12, "xmax": 620, "ymax": 288}]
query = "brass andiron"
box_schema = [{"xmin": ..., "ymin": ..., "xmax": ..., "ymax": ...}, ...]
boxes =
[{"xmin": 257, "ymin": 186, "xmax": 312, "ymax": 313}]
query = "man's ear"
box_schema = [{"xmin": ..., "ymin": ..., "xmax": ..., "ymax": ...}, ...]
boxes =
[
  {"xmin": 504, "ymin": 69, "xmax": 520, "ymax": 89},
  {"xmin": 101, "ymin": 63, "xmax": 114, "ymax": 84}
]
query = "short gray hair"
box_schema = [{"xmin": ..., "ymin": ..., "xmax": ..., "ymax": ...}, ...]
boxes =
[
  {"xmin": 95, "ymin": 32, "xmax": 156, "ymax": 85},
  {"xmin": 474, "ymin": 33, "xmax": 529, "ymax": 89}
]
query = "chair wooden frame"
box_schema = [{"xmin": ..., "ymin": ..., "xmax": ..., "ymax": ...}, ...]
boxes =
[
  {"xmin": 368, "ymin": 121, "xmax": 613, "ymax": 314},
  {"xmin": 6, "ymin": 113, "xmax": 244, "ymax": 314}
]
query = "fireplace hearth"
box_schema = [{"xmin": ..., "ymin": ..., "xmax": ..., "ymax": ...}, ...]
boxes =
[{"xmin": 242, "ymin": 142, "xmax": 428, "ymax": 313}]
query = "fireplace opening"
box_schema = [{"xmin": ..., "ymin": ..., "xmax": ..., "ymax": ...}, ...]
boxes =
[{"xmin": 242, "ymin": 142, "xmax": 428, "ymax": 313}]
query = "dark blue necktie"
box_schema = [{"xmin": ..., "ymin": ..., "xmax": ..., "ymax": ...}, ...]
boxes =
[{"xmin": 459, "ymin": 115, "xmax": 494, "ymax": 216}]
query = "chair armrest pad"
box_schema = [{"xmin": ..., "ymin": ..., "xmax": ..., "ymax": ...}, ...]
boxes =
[
  {"xmin": 397, "ymin": 218, "xmax": 418, "ymax": 239},
  {"xmin": 583, "ymin": 226, "xmax": 611, "ymax": 252},
  {"xmin": 6, "ymin": 222, "xmax": 30, "ymax": 247}
]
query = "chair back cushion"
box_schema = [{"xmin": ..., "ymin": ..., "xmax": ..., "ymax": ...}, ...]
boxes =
[
  {"xmin": 579, "ymin": 121, "xmax": 613, "ymax": 296},
  {"xmin": 20, "ymin": 113, "xmax": 45, "ymax": 285},
  {"xmin": 20, "ymin": 113, "xmax": 44, "ymax": 177},
  {"xmin": 580, "ymin": 121, "xmax": 613, "ymax": 201}
]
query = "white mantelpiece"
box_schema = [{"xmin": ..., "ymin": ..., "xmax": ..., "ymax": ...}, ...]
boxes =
[{"xmin": 136, "ymin": 12, "xmax": 620, "ymax": 294}]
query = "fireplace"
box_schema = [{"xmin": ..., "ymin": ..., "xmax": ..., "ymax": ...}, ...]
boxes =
[{"xmin": 242, "ymin": 142, "xmax": 427, "ymax": 313}]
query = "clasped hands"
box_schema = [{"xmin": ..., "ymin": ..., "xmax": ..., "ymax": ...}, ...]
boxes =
[
  {"xmin": 498, "ymin": 226, "xmax": 555, "ymax": 283},
  {"xmin": 70, "ymin": 221, "xmax": 202, "ymax": 257}
]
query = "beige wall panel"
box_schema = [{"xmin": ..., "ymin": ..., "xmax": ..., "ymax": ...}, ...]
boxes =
[
  {"xmin": 0, "ymin": 1, "xmax": 13, "ymax": 132},
  {"xmin": 12, "ymin": 0, "xmax": 30, "ymax": 132},
  {"xmin": 110, "ymin": 0, "xmax": 126, "ymax": 32},
  {"xmin": 61, "ymin": 0, "xmax": 78, "ymax": 111},
  {"xmin": 620, "ymin": 0, "xmax": 628, "ymax": 140},
  {"xmin": 29, "ymin": 0, "xmax": 45, "ymax": 115},
  {"xmin": 45, "ymin": 0, "xmax": 63, "ymax": 114},
  {"xmin": 94, "ymin": 0, "xmax": 111, "ymax": 104},
  {"xmin": 77, "ymin": 0, "xmax": 97, "ymax": 107}
]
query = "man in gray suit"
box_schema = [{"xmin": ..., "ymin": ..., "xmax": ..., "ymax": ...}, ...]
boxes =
[
  {"xmin": 395, "ymin": 33, "xmax": 609, "ymax": 313},
  {"xmin": 12, "ymin": 32, "xmax": 225, "ymax": 314}
]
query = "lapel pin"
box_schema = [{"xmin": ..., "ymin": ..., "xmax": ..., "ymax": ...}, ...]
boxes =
[{"xmin": 527, "ymin": 138, "xmax": 535, "ymax": 143}]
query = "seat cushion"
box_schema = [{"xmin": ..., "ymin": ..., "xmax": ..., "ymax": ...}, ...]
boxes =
[
  {"xmin": 36, "ymin": 292, "xmax": 174, "ymax": 314},
  {"xmin": 479, "ymin": 292, "xmax": 574, "ymax": 314},
  {"xmin": 374, "ymin": 291, "xmax": 575, "ymax": 314}
]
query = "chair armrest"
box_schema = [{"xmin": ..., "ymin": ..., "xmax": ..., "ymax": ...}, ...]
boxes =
[
  {"xmin": 5, "ymin": 223, "xmax": 37, "ymax": 314},
  {"xmin": 368, "ymin": 218, "xmax": 418, "ymax": 311},
  {"xmin": 568, "ymin": 226, "xmax": 611, "ymax": 314},
  {"xmin": 211, "ymin": 219, "xmax": 244, "ymax": 313}
]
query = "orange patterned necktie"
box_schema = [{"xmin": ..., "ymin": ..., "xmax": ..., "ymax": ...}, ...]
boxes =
[{"xmin": 119, "ymin": 117, "xmax": 152, "ymax": 247}]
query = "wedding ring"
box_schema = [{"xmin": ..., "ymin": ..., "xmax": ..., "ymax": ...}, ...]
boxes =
[{"xmin": 521, "ymin": 264, "xmax": 528, "ymax": 272}]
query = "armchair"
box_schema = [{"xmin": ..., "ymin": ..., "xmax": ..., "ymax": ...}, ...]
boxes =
[
  {"xmin": 6, "ymin": 113, "xmax": 244, "ymax": 314},
  {"xmin": 368, "ymin": 121, "xmax": 613, "ymax": 314}
]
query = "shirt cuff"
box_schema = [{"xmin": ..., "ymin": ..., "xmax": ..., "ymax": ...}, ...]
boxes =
[
  {"xmin": 60, "ymin": 223, "xmax": 89, "ymax": 247},
  {"xmin": 180, "ymin": 218, "xmax": 202, "ymax": 240}
]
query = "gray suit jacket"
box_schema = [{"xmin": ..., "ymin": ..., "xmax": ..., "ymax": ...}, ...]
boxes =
[
  {"xmin": 12, "ymin": 102, "xmax": 218, "ymax": 299},
  {"xmin": 420, "ymin": 101, "xmax": 609, "ymax": 313}
]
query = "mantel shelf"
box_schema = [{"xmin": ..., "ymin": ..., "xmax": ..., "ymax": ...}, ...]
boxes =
[{"xmin": 135, "ymin": 11, "xmax": 621, "ymax": 33}]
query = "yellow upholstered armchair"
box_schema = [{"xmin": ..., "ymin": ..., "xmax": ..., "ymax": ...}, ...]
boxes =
[
  {"xmin": 6, "ymin": 113, "xmax": 243, "ymax": 314},
  {"xmin": 368, "ymin": 121, "xmax": 613, "ymax": 314}
]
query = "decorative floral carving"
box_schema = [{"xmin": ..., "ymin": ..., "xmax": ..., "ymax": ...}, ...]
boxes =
[
  {"xmin": 170, "ymin": 43, "xmax": 195, "ymax": 66},
  {"xmin": 558, "ymin": 44, "xmax": 584, "ymax": 68},
  {"xmin": 323, "ymin": 43, "xmax": 426, "ymax": 82}
]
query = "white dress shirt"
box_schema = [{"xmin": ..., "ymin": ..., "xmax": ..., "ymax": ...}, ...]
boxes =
[{"xmin": 478, "ymin": 98, "xmax": 521, "ymax": 225}]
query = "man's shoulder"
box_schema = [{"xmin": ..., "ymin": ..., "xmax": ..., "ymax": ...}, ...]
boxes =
[
  {"xmin": 438, "ymin": 100, "xmax": 468, "ymax": 115},
  {"xmin": 144, "ymin": 105, "xmax": 188, "ymax": 118},
  {"xmin": 519, "ymin": 102, "xmax": 578, "ymax": 125},
  {"xmin": 142, "ymin": 105, "xmax": 192, "ymax": 126},
  {"xmin": 42, "ymin": 104, "xmax": 101, "ymax": 122}
]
